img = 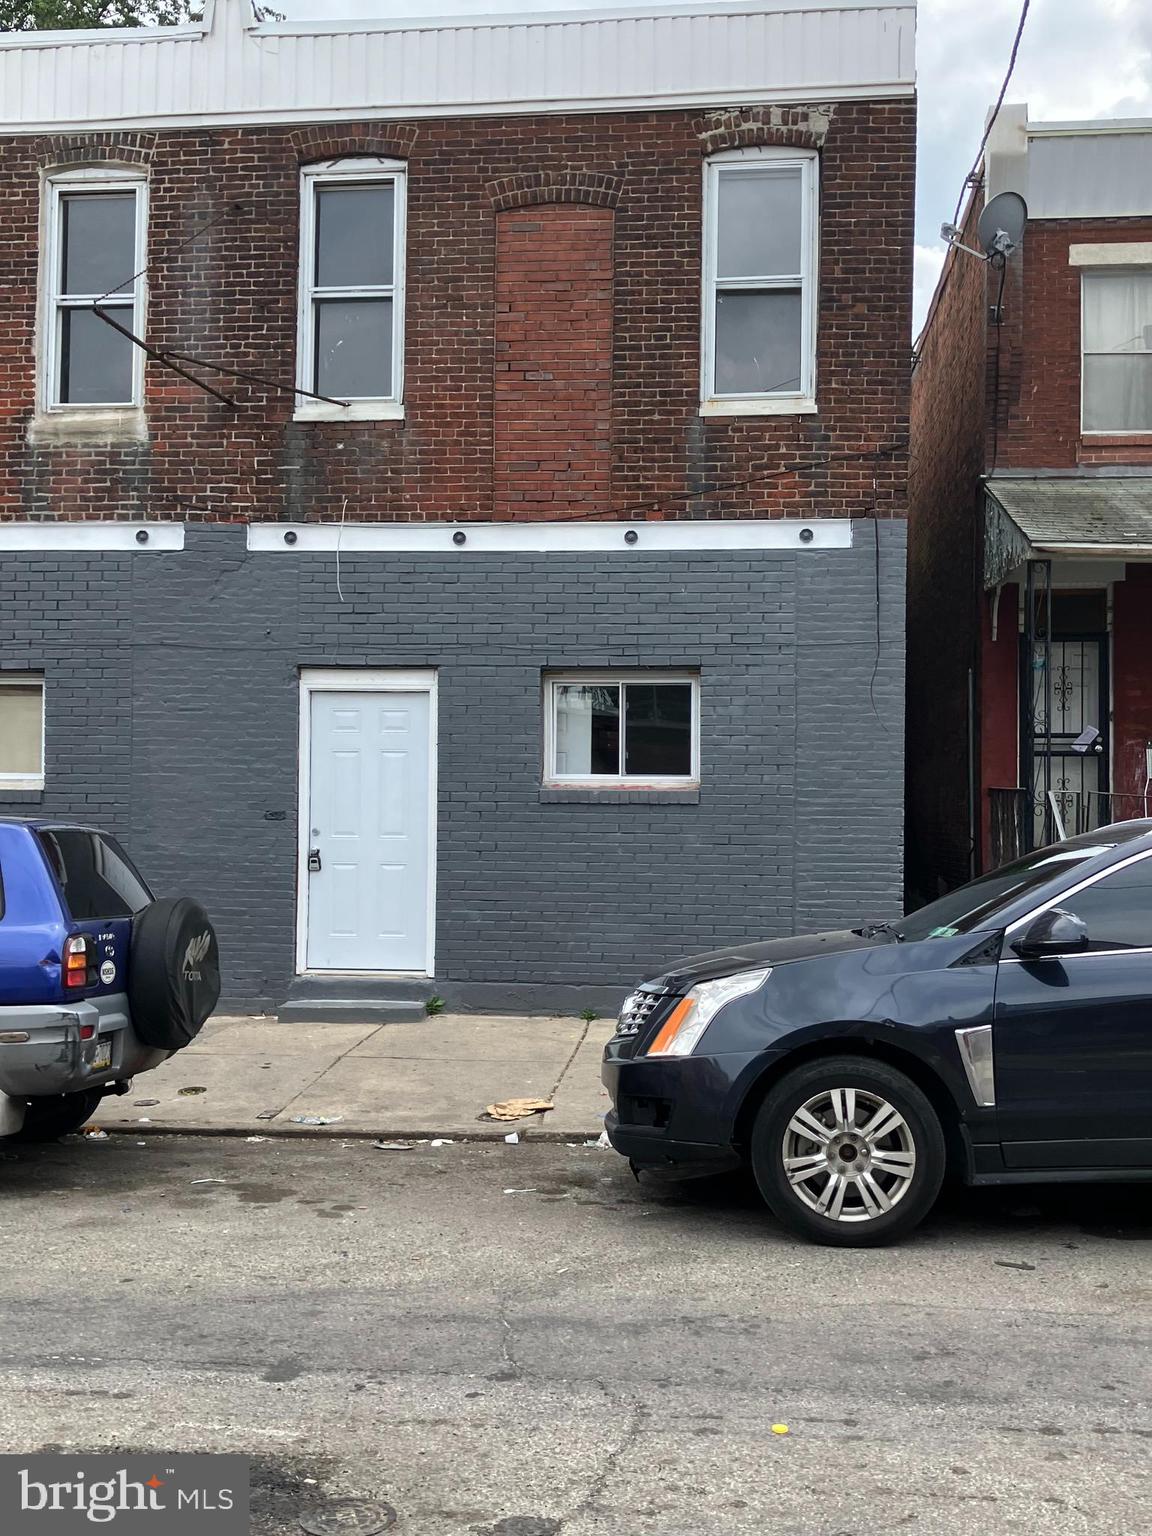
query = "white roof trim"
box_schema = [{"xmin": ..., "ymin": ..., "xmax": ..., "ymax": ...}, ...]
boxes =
[{"xmin": 0, "ymin": 0, "xmax": 915, "ymax": 134}]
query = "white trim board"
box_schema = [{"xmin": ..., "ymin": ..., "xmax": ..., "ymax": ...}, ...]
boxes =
[
  {"xmin": 0, "ymin": 522, "xmax": 184, "ymax": 551},
  {"xmin": 249, "ymin": 520, "xmax": 854, "ymax": 554},
  {"xmin": 296, "ymin": 667, "xmax": 439, "ymax": 979}
]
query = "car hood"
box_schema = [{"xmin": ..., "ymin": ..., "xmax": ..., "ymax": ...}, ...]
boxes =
[{"xmin": 647, "ymin": 928, "xmax": 889, "ymax": 991}]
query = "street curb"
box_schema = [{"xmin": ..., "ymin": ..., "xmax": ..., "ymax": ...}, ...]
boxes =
[{"xmin": 98, "ymin": 1121, "xmax": 603, "ymax": 1144}]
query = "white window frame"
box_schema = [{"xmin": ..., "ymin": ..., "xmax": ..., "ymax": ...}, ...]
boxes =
[
  {"xmin": 41, "ymin": 167, "xmax": 147, "ymax": 415},
  {"xmin": 700, "ymin": 147, "xmax": 819, "ymax": 418},
  {"xmin": 543, "ymin": 671, "xmax": 701, "ymax": 789},
  {"xmin": 1080, "ymin": 266, "xmax": 1152, "ymax": 436},
  {"xmin": 0, "ymin": 673, "xmax": 46, "ymax": 790},
  {"xmin": 295, "ymin": 158, "xmax": 407, "ymax": 423}
]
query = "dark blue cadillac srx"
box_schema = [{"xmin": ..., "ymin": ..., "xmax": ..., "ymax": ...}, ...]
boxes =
[{"xmin": 603, "ymin": 820, "xmax": 1152, "ymax": 1246}]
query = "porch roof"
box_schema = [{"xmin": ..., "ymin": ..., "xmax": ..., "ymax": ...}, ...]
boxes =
[{"xmin": 984, "ymin": 476, "xmax": 1152, "ymax": 588}]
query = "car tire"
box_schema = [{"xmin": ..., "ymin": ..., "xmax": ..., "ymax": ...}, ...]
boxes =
[
  {"xmin": 750, "ymin": 1055, "xmax": 946, "ymax": 1247},
  {"xmin": 129, "ymin": 897, "xmax": 221, "ymax": 1052},
  {"xmin": 13, "ymin": 1088, "xmax": 104, "ymax": 1142}
]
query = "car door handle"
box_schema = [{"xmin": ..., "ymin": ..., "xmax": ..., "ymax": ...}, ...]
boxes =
[{"xmin": 308, "ymin": 848, "xmax": 322, "ymax": 873}]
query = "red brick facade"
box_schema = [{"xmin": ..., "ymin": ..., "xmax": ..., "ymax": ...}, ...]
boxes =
[
  {"xmin": 0, "ymin": 102, "xmax": 914, "ymax": 525},
  {"xmin": 909, "ymin": 183, "xmax": 1152, "ymax": 891},
  {"xmin": 991, "ymin": 219, "xmax": 1152, "ymax": 471},
  {"xmin": 494, "ymin": 205, "xmax": 614, "ymax": 518}
]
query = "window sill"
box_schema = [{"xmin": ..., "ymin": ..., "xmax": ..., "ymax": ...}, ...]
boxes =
[
  {"xmin": 0, "ymin": 783, "xmax": 45, "ymax": 798},
  {"xmin": 540, "ymin": 785, "xmax": 700, "ymax": 805},
  {"xmin": 700, "ymin": 397, "xmax": 818, "ymax": 418},
  {"xmin": 27, "ymin": 408, "xmax": 147, "ymax": 447},
  {"xmin": 293, "ymin": 400, "xmax": 405, "ymax": 424},
  {"xmin": 1080, "ymin": 432, "xmax": 1152, "ymax": 442}
]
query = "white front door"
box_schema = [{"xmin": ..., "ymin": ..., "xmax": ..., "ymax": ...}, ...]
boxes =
[{"xmin": 305, "ymin": 689, "xmax": 432, "ymax": 971}]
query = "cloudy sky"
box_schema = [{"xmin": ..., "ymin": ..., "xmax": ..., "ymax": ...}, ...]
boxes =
[
  {"xmin": 915, "ymin": 0, "xmax": 1152, "ymax": 328},
  {"xmin": 276, "ymin": 0, "xmax": 1152, "ymax": 330}
]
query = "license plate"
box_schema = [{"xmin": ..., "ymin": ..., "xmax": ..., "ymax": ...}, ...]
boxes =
[{"xmin": 90, "ymin": 1041, "xmax": 112, "ymax": 1072}]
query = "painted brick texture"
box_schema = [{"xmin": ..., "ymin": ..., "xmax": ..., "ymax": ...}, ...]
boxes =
[
  {"xmin": 0, "ymin": 101, "xmax": 914, "ymax": 525},
  {"xmin": 0, "ymin": 525, "xmax": 906, "ymax": 1010},
  {"xmin": 494, "ymin": 206, "xmax": 614, "ymax": 517}
]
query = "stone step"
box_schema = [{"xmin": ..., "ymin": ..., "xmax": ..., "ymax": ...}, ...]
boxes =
[{"xmin": 277, "ymin": 998, "xmax": 428, "ymax": 1025}]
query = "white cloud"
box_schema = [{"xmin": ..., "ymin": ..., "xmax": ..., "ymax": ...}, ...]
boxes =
[{"xmin": 914, "ymin": 0, "xmax": 1152, "ymax": 327}]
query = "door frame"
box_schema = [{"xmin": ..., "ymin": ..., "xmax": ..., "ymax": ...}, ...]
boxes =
[{"xmin": 296, "ymin": 667, "xmax": 438, "ymax": 978}]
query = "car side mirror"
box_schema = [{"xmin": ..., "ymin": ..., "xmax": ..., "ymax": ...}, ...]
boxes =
[{"xmin": 1010, "ymin": 907, "xmax": 1089, "ymax": 960}]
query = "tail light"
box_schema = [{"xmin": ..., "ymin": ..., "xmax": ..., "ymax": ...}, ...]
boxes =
[{"xmin": 64, "ymin": 934, "xmax": 93, "ymax": 990}]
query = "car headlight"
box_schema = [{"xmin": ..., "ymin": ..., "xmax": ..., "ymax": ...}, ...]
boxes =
[{"xmin": 645, "ymin": 967, "xmax": 772, "ymax": 1056}]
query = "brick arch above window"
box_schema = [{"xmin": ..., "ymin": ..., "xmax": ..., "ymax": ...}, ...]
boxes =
[
  {"xmin": 290, "ymin": 124, "xmax": 419, "ymax": 164},
  {"xmin": 486, "ymin": 171, "xmax": 623, "ymax": 211},
  {"xmin": 36, "ymin": 131, "xmax": 157, "ymax": 170},
  {"xmin": 695, "ymin": 105, "xmax": 833, "ymax": 155}
]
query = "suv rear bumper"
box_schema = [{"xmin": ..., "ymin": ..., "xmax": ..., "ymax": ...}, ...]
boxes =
[{"xmin": 0, "ymin": 995, "xmax": 168, "ymax": 1100}]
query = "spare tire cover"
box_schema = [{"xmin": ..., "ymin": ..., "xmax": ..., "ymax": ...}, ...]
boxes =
[{"xmin": 128, "ymin": 897, "xmax": 221, "ymax": 1051}]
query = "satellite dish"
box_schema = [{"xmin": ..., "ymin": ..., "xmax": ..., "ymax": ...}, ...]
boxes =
[{"xmin": 978, "ymin": 191, "xmax": 1028, "ymax": 260}]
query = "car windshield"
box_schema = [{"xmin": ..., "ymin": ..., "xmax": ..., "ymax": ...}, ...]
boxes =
[{"xmin": 899, "ymin": 844, "xmax": 1120, "ymax": 942}]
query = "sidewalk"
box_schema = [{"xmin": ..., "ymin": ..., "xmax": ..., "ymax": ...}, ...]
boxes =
[{"xmin": 97, "ymin": 1014, "xmax": 616, "ymax": 1140}]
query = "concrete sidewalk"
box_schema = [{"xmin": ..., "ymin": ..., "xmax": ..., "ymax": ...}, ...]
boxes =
[{"xmin": 97, "ymin": 1013, "xmax": 616, "ymax": 1140}]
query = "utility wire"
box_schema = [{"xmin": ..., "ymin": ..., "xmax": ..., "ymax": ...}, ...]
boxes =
[
  {"xmin": 913, "ymin": 0, "xmax": 1032, "ymax": 361},
  {"xmin": 92, "ymin": 201, "xmax": 349, "ymax": 409}
]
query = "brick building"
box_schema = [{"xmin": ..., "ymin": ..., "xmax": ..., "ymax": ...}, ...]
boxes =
[
  {"xmin": 909, "ymin": 106, "xmax": 1152, "ymax": 898},
  {"xmin": 0, "ymin": 0, "xmax": 915, "ymax": 1012}
]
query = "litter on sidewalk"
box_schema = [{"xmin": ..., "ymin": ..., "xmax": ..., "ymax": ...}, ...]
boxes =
[
  {"xmin": 485, "ymin": 1097, "xmax": 554, "ymax": 1122},
  {"xmin": 291, "ymin": 1114, "xmax": 343, "ymax": 1126}
]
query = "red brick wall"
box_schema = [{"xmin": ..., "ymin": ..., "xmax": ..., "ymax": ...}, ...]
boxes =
[
  {"xmin": 906, "ymin": 192, "xmax": 989, "ymax": 897},
  {"xmin": 979, "ymin": 582, "xmax": 1020, "ymax": 864},
  {"xmin": 1112, "ymin": 565, "xmax": 1152, "ymax": 806},
  {"xmin": 494, "ymin": 205, "xmax": 613, "ymax": 518},
  {"xmin": 0, "ymin": 101, "xmax": 914, "ymax": 525},
  {"xmin": 993, "ymin": 219, "xmax": 1152, "ymax": 470}
]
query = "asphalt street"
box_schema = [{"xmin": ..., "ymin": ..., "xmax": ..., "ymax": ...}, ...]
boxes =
[{"xmin": 0, "ymin": 1134, "xmax": 1148, "ymax": 1536}]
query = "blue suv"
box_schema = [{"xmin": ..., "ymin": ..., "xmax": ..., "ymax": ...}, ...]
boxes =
[{"xmin": 0, "ymin": 819, "xmax": 220, "ymax": 1141}]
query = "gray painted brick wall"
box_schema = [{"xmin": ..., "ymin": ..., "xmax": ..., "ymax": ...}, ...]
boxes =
[{"xmin": 0, "ymin": 521, "xmax": 906, "ymax": 1010}]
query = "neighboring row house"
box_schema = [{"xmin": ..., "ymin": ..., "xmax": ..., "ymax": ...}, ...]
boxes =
[
  {"xmin": 0, "ymin": 0, "xmax": 915, "ymax": 1012},
  {"xmin": 909, "ymin": 106, "xmax": 1152, "ymax": 898}
]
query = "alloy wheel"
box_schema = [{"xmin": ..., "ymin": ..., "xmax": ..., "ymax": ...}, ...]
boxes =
[{"xmin": 781, "ymin": 1087, "xmax": 917, "ymax": 1222}]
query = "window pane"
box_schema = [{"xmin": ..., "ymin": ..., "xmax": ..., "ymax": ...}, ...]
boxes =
[
  {"xmin": 36, "ymin": 829, "xmax": 152, "ymax": 921},
  {"xmin": 624, "ymin": 684, "xmax": 693, "ymax": 776},
  {"xmin": 1083, "ymin": 355, "xmax": 1152, "ymax": 432},
  {"xmin": 59, "ymin": 305, "xmax": 135, "ymax": 404},
  {"xmin": 1061, "ymin": 861, "xmax": 1152, "ymax": 950},
  {"xmin": 315, "ymin": 297, "xmax": 393, "ymax": 398},
  {"xmin": 717, "ymin": 167, "xmax": 802, "ymax": 279},
  {"xmin": 1083, "ymin": 271, "xmax": 1152, "ymax": 354},
  {"xmin": 0, "ymin": 684, "xmax": 42, "ymax": 776},
  {"xmin": 315, "ymin": 183, "xmax": 395, "ymax": 289},
  {"xmin": 715, "ymin": 289, "xmax": 802, "ymax": 396},
  {"xmin": 554, "ymin": 685, "xmax": 620, "ymax": 775},
  {"xmin": 61, "ymin": 192, "xmax": 136, "ymax": 297}
]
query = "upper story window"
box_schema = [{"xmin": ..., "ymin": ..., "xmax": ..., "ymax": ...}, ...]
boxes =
[
  {"xmin": 700, "ymin": 148, "xmax": 818, "ymax": 417},
  {"xmin": 1082, "ymin": 269, "xmax": 1152, "ymax": 433},
  {"xmin": 43, "ymin": 169, "xmax": 146, "ymax": 411},
  {"xmin": 296, "ymin": 159, "xmax": 406, "ymax": 421}
]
